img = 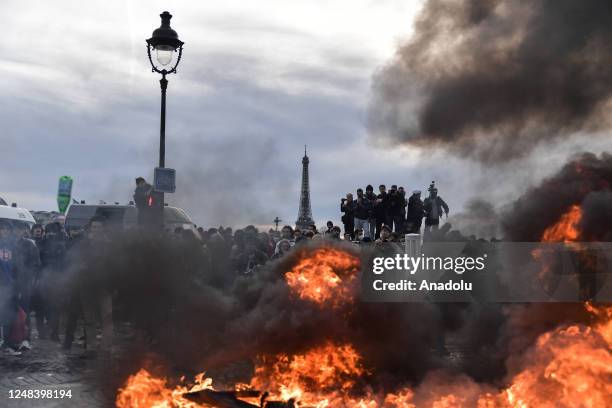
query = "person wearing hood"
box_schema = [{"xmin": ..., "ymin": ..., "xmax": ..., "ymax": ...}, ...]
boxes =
[
  {"xmin": 272, "ymin": 239, "xmax": 292, "ymax": 260},
  {"xmin": 133, "ymin": 177, "xmax": 153, "ymax": 225}
]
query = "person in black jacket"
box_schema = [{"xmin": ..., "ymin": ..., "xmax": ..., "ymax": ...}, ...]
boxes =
[
  {"xmin": 133, "ymin": 177, "xmax": 153, "ymax": 225},
  {"xmin": 38, "ymin": 222, "xmax": 67, "ymax": 342},
  {"xmin": 406, "ymin": 190, "xmax": 425, "ymax": 233},
  {"xmin": 340, "ymin": 193, "xmax": 356, "ymax": 239},
  {"xmin": 365, "ymin": 185, "xmax": 378, "ymax": 240},
  {"xmin": 374, "ymin": 185, "xmax": 388, "ymax": 239},
  {"xmin": 354, "ymin": 188, "xmax": 372, "ymax": 239},
  {"xmin": 386, "ymin": 185, "xmax": 406, "ymax": 234},
  {"xmin": 65, "ymin": 216, "xmax": 114, "ymax": 357},
  {"xmin": 398, "ymin": 187, "xmax": 408, "ymax": 234},
  {"xmin": 28, "ymin": 224, "xmax": 46, "ymax": 341}
]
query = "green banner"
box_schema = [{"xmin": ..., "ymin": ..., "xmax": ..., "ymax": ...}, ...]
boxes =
[{"xmin": 57, "ymin": 176, "xmax": 73, "ymax": 214}]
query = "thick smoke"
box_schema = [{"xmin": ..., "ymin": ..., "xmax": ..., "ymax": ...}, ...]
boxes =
[
  {"xmin": 480, "ymin": 151, "xmax": 612, "ymax": 383},
  {"xmin": 448, "ymin": 198, "xmax": 499, "ymax": 239},
  {"xmin": 369, "ymin": 0, "xmax": 612, "ymax": 162},
  {"xmin": 88, "ymin": 152, "xmax": 612, "ymax": 402},
  {"xmin": 86, "ymin": 237, "xmax": 445, "ymax": 397},
  {"xmin": 579, "ymin": 191, "xmax": 612, "ymax": 242},
  {"xmin": 502, "ymin": 151, "xmax": 612, "ymax": 241}
]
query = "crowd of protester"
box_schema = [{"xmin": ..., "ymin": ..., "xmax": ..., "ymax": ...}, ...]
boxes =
[
  {"xmin": 0, "ymin": 216, "xmax": 360, "ymax": 357},
  {"xmin": 0, "ymin": 180, "xmax": 450, "ymax": 358},
  {"xmin": 0, "ymin": 214, "xmax": 122, "ymax": 358},
  {"xmin": 340, "ymin": 182, "xmax": 449, "ymax": 240}
]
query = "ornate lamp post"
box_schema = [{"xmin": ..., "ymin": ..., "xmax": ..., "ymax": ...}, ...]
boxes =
[{"xmin": 146, "ymin": 11, "xmax": 184, "ymax": 208}]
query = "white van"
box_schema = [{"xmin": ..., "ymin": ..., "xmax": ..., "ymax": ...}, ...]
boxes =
[
  {"xmin": 65, "ymin": 204, "xmax": 197, "ymax": 233},
  {"xmin": 0, "ymin": 204, "xmax": 37, "ymax": 229}
]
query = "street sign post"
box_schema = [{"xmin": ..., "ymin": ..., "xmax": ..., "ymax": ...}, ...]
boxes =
[{"xmin": 154, "ymin": 167, "xmax": 176, "ymax": 193}]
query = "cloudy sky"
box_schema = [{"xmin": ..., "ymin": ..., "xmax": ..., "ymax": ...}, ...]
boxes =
[{"xmin": 2, "ymin": 0, "xmax": 606, "ymax": 231}]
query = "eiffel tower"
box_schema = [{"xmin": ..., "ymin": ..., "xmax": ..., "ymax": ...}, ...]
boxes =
[{"xmin": 296, "ymin": 145, "xmax": 314, "ymax": 230}]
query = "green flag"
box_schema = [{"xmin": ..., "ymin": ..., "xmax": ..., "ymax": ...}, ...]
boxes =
[{"xmin": 57, "ymin": 176, "xmax": 73, "ymax": 214}]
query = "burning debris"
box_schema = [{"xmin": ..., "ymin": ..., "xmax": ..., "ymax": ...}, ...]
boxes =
[
  {"xmin": 111, "ymin": 232, "xmax": 611, "ymax": 407},
  {"xmin": 115, "ymin": 303, "xmax": 611, "ymax": 407},
  {"xmin": 249, "ymin": 342, "xmax": 367, "ymax": 404}
]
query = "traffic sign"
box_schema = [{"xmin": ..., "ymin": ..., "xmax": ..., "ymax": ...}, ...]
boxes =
[{"xmin": 154, "ymin": 167, "xmax": 176, "ymax": 193}]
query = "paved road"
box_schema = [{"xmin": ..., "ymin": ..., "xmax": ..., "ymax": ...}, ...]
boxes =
[
  {"xmin": 0, "ymin": 322, "xmax": 253, "ymax": 408},
  {"xmin": 0, "ymin": 325, "xmax": 129, "ymax": 408}
]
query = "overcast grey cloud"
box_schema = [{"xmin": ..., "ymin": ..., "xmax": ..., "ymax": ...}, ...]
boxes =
[{"xmin": 2, "ymin": 0, "xmax": 608, "ymax": 231}]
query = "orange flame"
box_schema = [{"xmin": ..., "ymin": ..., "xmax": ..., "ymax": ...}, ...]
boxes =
[
  {"xmin": 534, "ymin": 204, "xmax": 584, "ymax": 286},
  {"xmin": 116, "ymin": 304, "xmax": 611, "ymax": 407},
  {"xmin": 285, "ymin": 247, "xmax": 361, "ymax": 308},
  {"xmin": 503, "ymin": 305, "xmax": 612, "ymax": 408},
  {"xmin": 541, "ymin": 205, "xmax": 582, "ymax": 242},
  {"xmin": 250, "ymin": 341, "xmax": 367, "ymax": 404},
  {"xmin": 116, "ymin": 369, "xmax": 213, "ymax": 408}
]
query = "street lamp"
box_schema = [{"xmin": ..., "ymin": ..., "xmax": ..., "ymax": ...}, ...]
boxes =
[
  {"xmin": 146, "ymin": 11, "xmax": 183, "ymax": 212},
  {"xmin": 146, "ymin": 11, "xmax": 183, "ymax": 168}
]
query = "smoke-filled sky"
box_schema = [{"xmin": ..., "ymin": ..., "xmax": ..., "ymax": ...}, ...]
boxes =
[{"xmin": 2, "ymin": 0, "xmax": 611, "ymax": 230}]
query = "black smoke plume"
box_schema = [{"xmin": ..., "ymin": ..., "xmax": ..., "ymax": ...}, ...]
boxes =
[
  {"xmin": 84, "ymin": 147, "xmax": 612, "ymax": 401},
  {"xmin": 369, "ymin": 0, "xmax": 612, "ymax": 162}
]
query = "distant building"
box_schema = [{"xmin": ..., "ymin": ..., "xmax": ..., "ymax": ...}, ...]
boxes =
[{"xmin": 295, "ymin": 146, "xmax": 314, "ymax": 230}]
